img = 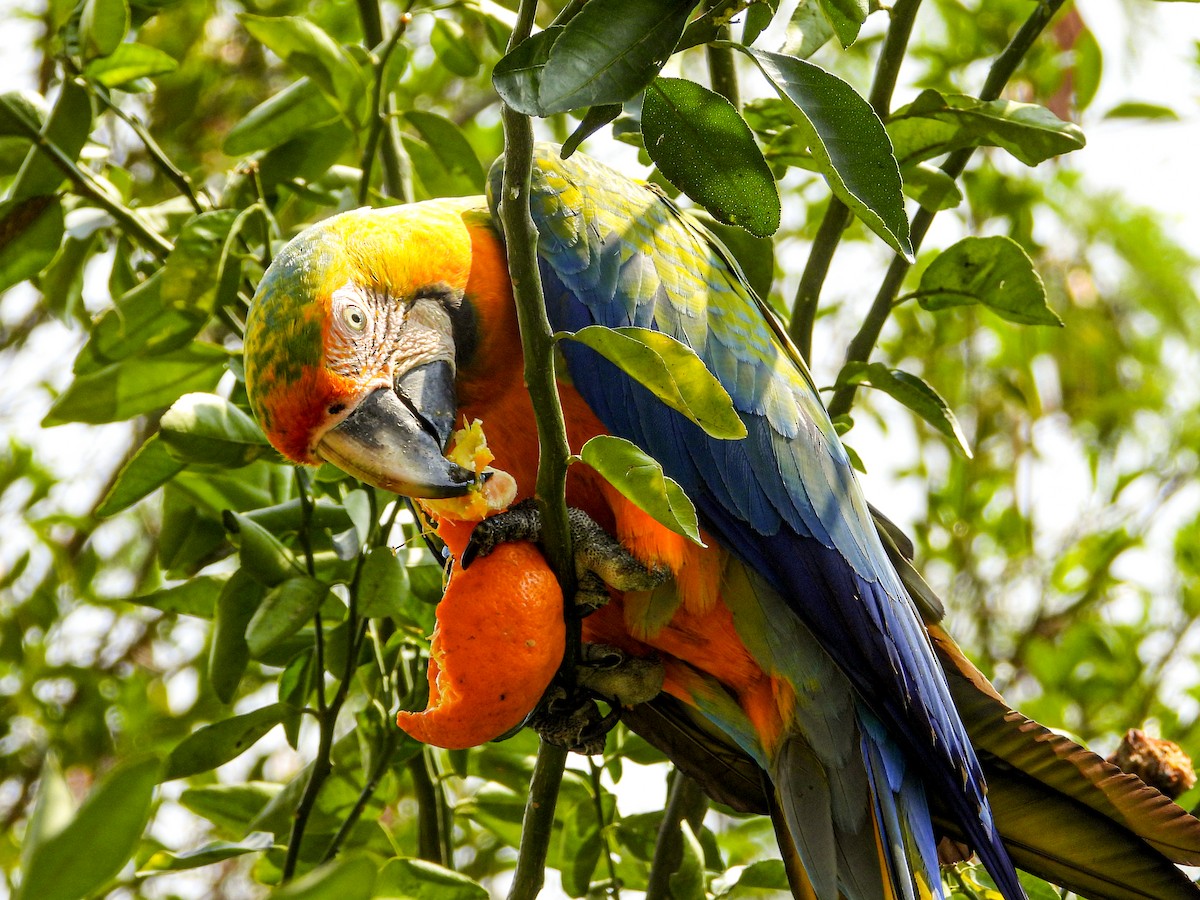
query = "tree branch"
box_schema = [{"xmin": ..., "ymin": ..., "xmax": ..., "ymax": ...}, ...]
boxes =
[
  {"xmin": 827, "ymin": 0, "xmax": 1068, "ymax": 418},
  {"xmin": 788, "ymin": 0, "xmax": 923, "ymax": 361}
]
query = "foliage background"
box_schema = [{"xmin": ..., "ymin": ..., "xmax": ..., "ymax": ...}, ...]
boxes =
[{"xmin": 2, "ymin": 0, "xmax": 1200, "ymax": 898}]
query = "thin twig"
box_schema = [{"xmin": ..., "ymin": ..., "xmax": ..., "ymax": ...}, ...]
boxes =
[
  {"xmin": 705, "ymin": 0, "xmax": 740, "ymax": 110},
  {"xmin": 645, "ymin": 771, "xmax": 708, "ymax": 900},
  {"xmin": 589, "ymin": 758, "xmax": 621, "ymax": 898},
  {"xmin": 788, "ymin": 0, "xmax": 923, "ymax": 361},
  {"xmin": 356, "ymin": 0, "xmax": 414, "ymax": 202},
  {"xmin": 827, "ymin": 0, "xmax": 1068, "ymax": 418}
]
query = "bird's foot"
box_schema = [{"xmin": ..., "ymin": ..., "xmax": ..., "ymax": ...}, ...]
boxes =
[
  {"xmin": 461, "ymin": 499, "xmax": 669, "ymax": 612},
  {"xmin": 528, "ymin": 644, "xmax": 666, "ymax": 754}
]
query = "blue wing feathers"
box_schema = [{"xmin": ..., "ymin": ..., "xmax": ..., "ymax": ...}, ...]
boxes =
[{"xmin": 494, "ymin": 147, "xmax": 1025, "ymax": 900}]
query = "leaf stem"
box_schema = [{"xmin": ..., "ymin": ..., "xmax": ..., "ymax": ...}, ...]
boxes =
[
  {"xmin": 788, "ymin": 0, "xmax": 923, "ymax": 361},
  {"xmin": 826, "ymin": 0, "xmax": 1067, "ymax": 419},
  {"xmin": 588, "ymin": 757, "xmax": 621, "ymax": 898}
]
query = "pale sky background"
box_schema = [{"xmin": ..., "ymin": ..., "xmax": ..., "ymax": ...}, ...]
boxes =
[{"xmin": 2, "ymin": 1, "xmax": 1200, "ymax": 897}]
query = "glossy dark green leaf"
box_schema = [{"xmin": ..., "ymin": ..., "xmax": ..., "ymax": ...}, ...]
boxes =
[
  {"xmin": 97, "ymin": 434, "xmax": 185, "ymax": 516},
  {"xmin": 839, "ymin": 362, "xmax": 972, "ymax": 457},
  {"xmin": 403, "ymin": 111, "xmax": 485, "ymax": 198},
  {"xmin": 224, "ymin": 78, "xmax": 339, "ymax": 155},
  {"xmin": 564, "ymin": 325, "xmax": 746, "ymax": 439},
  {"xmin": 224, "ymin": 511, "xmax": 304, "ymax": 587},
  {"xmin": 495, "ymin": 0, "xmax": 696, "ymax": 116},
  {"xmin": 75, "ymin": 273, "xmax": 208, "ymax": 375},
  {"xmin": 255, "ymin": 120, "xmax": 353, "ymax": 192},
  {"xmin": 0, "ymin": 194, "xmax": 63, "ymax": 293},
  {"xmin": 238, "ymin": 15, "xmax": 365, "ymax": 123},
  {"xmin": 246, "ymin": 576, "xmax": 328, "ymax": 657},
  {"xmin": 430, "ymin": 19, "xmax": 480, "ymax": 77},
  {"xmin": 84, "ymin": 42, "xmax": 177, "ymax": 87},
  {"xmin": 815, "ymin": 0, "xmax": 867, "ymax": 48},
  {"xmin": 272, "ymin": 857, "xmax": 376, "ymax": 900},
  {"xmin": 164, "ymin": 703, "xmax": 290, "ymax": 780},
  {"xmin": 579, "ymin": 435, "xmax": 704, "ymax": 545},
  {"xmin": 10, "ymin": 79, "xmax": 92, "ymax": 201},
  {"xmin": 887, "ymin": 89, "xmax": 1086, "ymax": 167},
  {"xmin": 375, "ymin": 858, "xmax": 488, "ymax": 899},
  {"xmin": 736, "ymin": 46, "xmax": 911, "ymax": 258},
  {"xmin": 209, "ymin": 569, "xmax": 266, "ymax": 703},
  {"xmin": 357, "ymin": 546, "xmax": 411, "ymax": 619},
  {"xmin": 563, "ymin": 103, "xmax": 622, "ymax": 157},
  {"xmin": 44, "ymin": 343, "xmax": 227, "ymax": 426},
  {"xmin": 161, "ymin": 209, "xmax": 239, "ymax": 313},
  {"xmin": 16, "ymin": 756, "xmax": 159, "ymax": 900},
  {"xmin": 160, "ymin": 392, "xmax": 273, "ymax": 467},
  {"xmin": 139, "ymin": 832, "xmax": 275, "ymax": 873},
  {"xmin": 79, "ymin": 0, "xmax": 129, "ymax": 58},
  {"xmin": 742, "ymin": 0, "xmax": 779, "ymax": 46},
  {"xmin": 916, "ymin": 235, "xmax": 1060, "ymax": 326},
  {"xmin": 130, "ymin": 574, "xmax": 226, "ymax": 618},
  {"xmin": 642, "ymin": 78, "xmax": 780, "ymax": 237},
  {"xmin": 492, "ymin": 26, "xmax": 562, "ymax": 115}
]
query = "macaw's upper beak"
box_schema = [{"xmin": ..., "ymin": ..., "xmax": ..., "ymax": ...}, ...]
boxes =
[{"xmin": 316, "ymin": 360, "xmax": 475, "ymax": 498}]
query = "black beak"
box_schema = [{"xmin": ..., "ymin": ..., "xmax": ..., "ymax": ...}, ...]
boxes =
[{"xmin": 316, "ymin": 360, "xmax": 474, "ymax": 498}]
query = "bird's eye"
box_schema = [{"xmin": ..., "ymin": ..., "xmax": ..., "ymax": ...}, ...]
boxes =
[{"xmin": 341, "ymin": 304, "xmax": 367, "ymax": 332}]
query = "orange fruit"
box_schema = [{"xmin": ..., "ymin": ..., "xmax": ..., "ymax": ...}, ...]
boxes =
[{"xmin": 396, "ymin": 537, "xmax": 565, "ymax": 749}]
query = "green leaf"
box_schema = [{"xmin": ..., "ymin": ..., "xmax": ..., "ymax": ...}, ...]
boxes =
[
  {"xmin": 164, "ymin": 704, "xmax": 290, "ymax": 780},
  {"xmin": 1103, "ymin": 100, "xmax": 1180, "ymax": 121},
  {"xmin": 44, "ymin": 343, "xmax": 227, "ymax": 426},
  {"xmin": 838, "ymin": 362, "xmax": 972, "ymax": 458},
  {"xmin": 180, "ymin": 782, "xmax": 280, "ymax": 834},
  {"xmin": 916, "ymin": 235, "xmax": 1060, "ymax": 326},
  {"xmin": 815, "ymin": 0, "xmax": 867, "ymax": 48},
  {"xmin": 224, "ymin": 511, "xmax": 304, "ymax": 587},
  {"xmin": 887, "ymin": 90, "xmax": 1086, "ymax": 167},
  {"xmin": 495, "ymin": 0, "xmax": 697, "ymax": 116},
  {"xmin": 579, "ymin": 435, "xmax": 704, "ymax": 545},
  {"xmin": 642, "ymin": 78, "xmax": 780, "ymax": 237},
  {"xmin": 900, "ymin": 162, "xmax": 963, "ymax": 212},
  {"xmin": 563, "ymin": 325, "xmax": 746, "ymax": 440},
  {"xmin": 139, "ymin": 832, "xmax": 275, "ymax": 873},
  {"xmin": 742, "ymin": 0, "xmax": 779, "ymax": 46},
  {"xmin": 10, "ymin": 78, "xmax": 92, "ymax": 202},
  {"xmin": 79, "ymin": 0, "xmax": 129, "ymax": 58},
  {"xmin": 97, "ymin": 434, "xmax": 185, "ymax": 516},
  {"xmin": 782, "ymin": 0, "xmax": 836, "ymax": 59},
  {"xmin": 492, "ymin": 26, "xmax": 562, "ymax": 116},
  {"xmin": 669, "ymin": 821, "xmax": 706, "ymax": 900},
  {"xmin": 224, "ymin": 78, "xmax": 339, "ymax": 155},
  {"xmin": 357, "ymin": 547, "xmax": 411, "ymax": 619},
  {"xmin": 375, "ymin": 857, "xmax": 488, "ymax": 900},
  {"xmin": 238, "ymin": 14, "xmax": 365, "ymax": 124},
  {"xmin": 270, "ymin": 857, "xmax": 376, "ymax": 900},
  {"xmin": 160, "ymin": 484, "xmax": 228, "ymax": 577},
  {"xmin": 16, "ymin": 756, "xmax": 159, "ymax": 900},
  {"xmin": 403, "ymin": 110, "xmax": 486, "ymax": 197},
  {"xmin": 160, "ymin": 392, "xmax": 273, "ymax": 467},
  {"xmin": 729, "ymin": 858, "xmax": 790, "ymax": 889},
  {"xmin": 129, "ymin": 574, "xmax": 226, "ymax": 618},
  {"xmin": 430, "ymin": 19, "xmax": 480, "ymax": 77},
  {"xmin": 20, "ymin": 756, "xmax": 74, "ymax": 875},
  {"xmin": 161, "ymin": 209, "xmax": 240, "ymax": 313},
  {"xmin": 0, "ymin": 194, "xmax": 63, "ymax": 293},
  {"xmin": 75, "ymin": 272, "xmax": 208, "ymax": 374},
  {"xmin": 210, "ymin": 570, "xmax": 266, "ymax": 703},
  {"xmin": 736, "ymin": 46, "xmax": 911, "ymax": 258},
  {"xmin": 84, "ymin": 41, "xmax": 177, "ymax": 87},
  {"xmin": 246, "ymin": 576, "xmax": 328, "ymax": 657},
  {"xmin": 563, "ymin": 103, "xmax": 623, "ymax": 157},
  {"xmin": 0, "ymin": 90, "xmax": 47, "ymax": 139}
]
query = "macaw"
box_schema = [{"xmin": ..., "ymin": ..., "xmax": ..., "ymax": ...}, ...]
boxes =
[{"xmin": 243, "ymin": 145, "xmax": 1200, "ymax": 900}]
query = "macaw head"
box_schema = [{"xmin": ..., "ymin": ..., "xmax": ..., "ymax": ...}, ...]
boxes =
[{"xmin": 244, "ymin": 199, "xmax": 504, "ymax": 498}]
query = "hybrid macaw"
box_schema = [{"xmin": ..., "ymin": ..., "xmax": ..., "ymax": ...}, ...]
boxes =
[{"xmin": 243, "ymin": 145, "xmax": 1200, "ymax": 900}]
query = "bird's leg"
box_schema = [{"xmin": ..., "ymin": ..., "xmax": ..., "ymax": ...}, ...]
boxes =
[
  {"xmin": 463, "ymin": 501, "xmax": 669, "ymax": 754},
  {"xmin": 461, "ymin": 499, "xmax": 670, "ymax": 610}
]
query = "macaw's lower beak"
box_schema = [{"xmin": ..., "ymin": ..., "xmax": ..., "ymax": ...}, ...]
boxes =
[{"xmin": 317, "ymin": 361, "xmax": 475, "ymax": 498}]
